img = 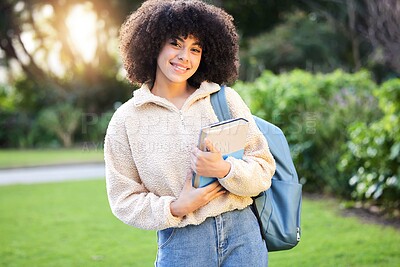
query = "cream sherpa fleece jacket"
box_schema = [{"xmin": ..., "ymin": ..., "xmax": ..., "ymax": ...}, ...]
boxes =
[{"xmin": 104, "ymin": 82, "xmax": 275, "ymax": 230}]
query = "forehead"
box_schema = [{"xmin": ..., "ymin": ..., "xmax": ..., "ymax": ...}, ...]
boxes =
[
  {"xmin": 167, "ymin": 32, "xmax": 203, "ymax": 45},
  {"xmin": 172, "ymin": 35, "xmax": 201, "ymax": 45}
]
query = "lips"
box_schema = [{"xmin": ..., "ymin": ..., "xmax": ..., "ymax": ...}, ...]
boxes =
[{"xmin": 170, "ymin": 62, "xmax": 190, "ymax": 73}]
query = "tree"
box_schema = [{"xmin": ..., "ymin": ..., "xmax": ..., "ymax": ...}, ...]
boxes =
[
  {"xmin": 298, "ymin": 0, "xmax": 399, "ymax": 80},
  {"xmin": 298, "ymin": 0, "xmax": 367, "ymax": 72},
  {"xmin": 36, "ymin": 103, "xmax": 82, "ymax": 147},
  {"xmin": 0, "ymin": 0, "xmax": 141, "ymax": 114},
  {"xmin": 0, "ymin": 0, "xmax": 143, "ymax": 147},
  {"xmin": 240, "ymin": 11, "xmax": 348, "ymax": 80},
  {"xmin": 205, "ymin": 0, "xmax": 304, "ymax": 42},
  {"xmin": 364, "ymin": 0, "xmax": 400, "ymax": 74}
]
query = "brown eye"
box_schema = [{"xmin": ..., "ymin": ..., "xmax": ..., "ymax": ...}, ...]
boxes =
[
  {"xmin": 169, "ymin": 38, "xmax": 182, "ymax": 48},
  {"xmin": 192, "ymin": 47, "xmax": 201, "ymax": 53}
]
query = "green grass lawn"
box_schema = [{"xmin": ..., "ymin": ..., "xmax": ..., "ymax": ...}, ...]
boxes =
[
  {"xmin": 0, "ymin": 149, "xmax": 104, "ymax": 168},
  {"xmin": 0, "ymin": 180, "xmax": 399, "ymax": 267}
]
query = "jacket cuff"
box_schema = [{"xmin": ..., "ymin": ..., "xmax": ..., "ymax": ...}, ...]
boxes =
[
  {"xmin": 218, "ymin": 158, "xmax": 235, "ymax": 182},
  {"xmin": 164, "ymin": 197, "xmax": 183, "ymax": 229}
]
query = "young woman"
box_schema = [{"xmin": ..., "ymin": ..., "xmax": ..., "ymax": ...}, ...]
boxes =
[{"xmin": 104, "ymin": 0, "xmax": 276, "ymax": 266}]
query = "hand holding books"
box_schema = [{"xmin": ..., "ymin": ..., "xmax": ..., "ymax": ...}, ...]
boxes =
[
  {"xmin": 191, "ymin": 118, "xmax": 249, "ymax": 188},
  {"xmin": 190, "ymin": 138, "xmax": 232, "ymax": 180},
  {"xmin": 170, "ymin": 169, "xmax": 226, "ymax": 217},
  {"xmin": 171, "ymin": 118, "xmax": 249, "ymax": 217}
]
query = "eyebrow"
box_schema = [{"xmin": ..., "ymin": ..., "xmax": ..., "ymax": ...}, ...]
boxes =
[{"xmin": 174, "ymin": 36, "xmax": 202, "ymax": 47}]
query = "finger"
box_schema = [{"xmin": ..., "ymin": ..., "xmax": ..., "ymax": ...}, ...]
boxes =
[
  {"xmin": 213, "ymin": 187, "xmax": 227, "ymax": 196},
  {"xmin": 204, "ymin": 138, "xmax": 213, "ymax": 152},
  {"xmin": 210, "ymin": 184, "xmax": 225, "ymax": 195},
  {"xmin": 201, "ymin": 180, "xmax": 220, "ymax": 192},
  {"xmin": 204, "ymin": 138, "xmax": 219, "ymax": 153},
  {"xmin": 208, "ymin": 187, "xmax": 227, "ymax": 201}
]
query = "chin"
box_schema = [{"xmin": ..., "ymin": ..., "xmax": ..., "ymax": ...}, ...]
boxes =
[{"xmin": 169, "ymin": 74, "xmax": 194, "ymax": 84}]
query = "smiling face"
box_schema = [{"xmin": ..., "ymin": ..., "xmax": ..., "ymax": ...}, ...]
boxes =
[{"xmin": 155, "ymin": 35, "xmax": 202, "ymax": 87}]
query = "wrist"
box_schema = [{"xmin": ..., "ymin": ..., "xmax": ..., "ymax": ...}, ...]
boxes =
[
  {"xmin": 170, "ymin": 200, "xmax": 186, "ymax": 218},
  {"xmin": 218, "ymin": 160, "xmax": 231, "ymax": 178}
]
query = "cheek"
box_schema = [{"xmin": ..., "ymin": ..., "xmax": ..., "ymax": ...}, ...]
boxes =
[
  {"xmin": 193, "ymin": 55, "xmax": 202, "ymax": 69},
  {"xmin": 158, "ymin": 47, "xmax": 173, "ymax": 61}
]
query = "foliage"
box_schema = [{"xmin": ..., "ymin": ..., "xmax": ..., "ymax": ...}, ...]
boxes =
[
  {"xmin": 1, "ymin": 0, "xmax": 399, "ymax": 150},
  {"xmin": 234, "ymin": 69, "xmax": 380, "ymax": 197},
  {"xmin": 36, "ymin": 103, "xmax": 83, "ymax": 148},
  {"xmin": 235, "ymin": 0, "xmax": 399, "ymax": 82},
  {"xmin": 0, "ymin": 74, "xmax": 126, "ymax": 148},
  {"xmin": 339, "ymin": 79, "xmax": 400, "ymax": 210},
  {"xmin": 211, "ymin": 0, "xmax": 300, "ymax": 38},
  {"xmin": 0, "ymin": 0, "xmax": 135, "ymax": 116},
  {"xmin": 1, "ymin": 80, "xmax": 57, "ymax": 148},
  {"xmin": 0, "ymin": 111, "xmax": 34, "ymax": 148},
  {"xmin": 80, "ymin": 111, "xmax": 114, "ymax": 145},
  {"xmin": 240, "ymin": 11, "xmax": 348, "ymax": 81},
  {"xmin": 0, "ymin": 84, "xmax": 18, "ymax": 112},
  {"xmin": 364, "ymin": 0, "xmax": 400, "ymax": 74}
]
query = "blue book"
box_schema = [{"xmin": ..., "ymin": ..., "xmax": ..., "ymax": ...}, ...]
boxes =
[{"xmin": 192, "ymin": 117, "xmax": 249, "ymax": 188}]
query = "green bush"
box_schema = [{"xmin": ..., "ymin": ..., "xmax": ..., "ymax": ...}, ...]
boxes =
[
  {"xmin": 239, "ymin": 11, "xmax": 348, "ymax": 81},
  {"xmin": 0, "ymin": 112, "xmax": 61, "ymax": 149},
  {"xmin": 234, "ymin": 69, "xmax": 380, "ymax": 196},
  {"xmin": 0, "ymin": 79, "xmax": 63, "ymax": 148},
  {"xmin": 80, "ymin": 111, "xmax": 114, "ymax": 144},
  {"xmin": 36, "ymin": 103, "xmax": 82, "ymax": 148},
  {"xmin": 339, "ymin": 79, "xmax": 400, "ymax": 210},
  {"xmin": 0, "ymin": 112, "xmax": 32, "ymax": 148}
]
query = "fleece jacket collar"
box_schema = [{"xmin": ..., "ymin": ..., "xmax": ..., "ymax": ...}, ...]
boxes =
[{"xmin": 133, "ymin": 82, "xmax": 220, "ymax": 111}]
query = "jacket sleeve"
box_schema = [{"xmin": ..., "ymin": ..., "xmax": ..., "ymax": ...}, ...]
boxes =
[
  {"xmin": 217, "ymin": 87, "xmax": 276, "ymax": 197},
  {"xmin": 104, "ymin": 110, "xmax": 182, "ymax": 230}
]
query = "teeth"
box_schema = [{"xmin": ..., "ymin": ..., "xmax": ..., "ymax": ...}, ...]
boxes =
[{"xmin": 172, "ymin": 63, "xmax": 188, "ymax": 71}]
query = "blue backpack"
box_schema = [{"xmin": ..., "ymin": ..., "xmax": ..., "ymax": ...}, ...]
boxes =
[{"xmin": 211, "ymin": 86, "xmax": 302, "ymax": 252}]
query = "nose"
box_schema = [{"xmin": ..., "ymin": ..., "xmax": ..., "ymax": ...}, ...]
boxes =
[{"xmin": 177, "ymin": 48, "xmax": 190, "ymax": 62}]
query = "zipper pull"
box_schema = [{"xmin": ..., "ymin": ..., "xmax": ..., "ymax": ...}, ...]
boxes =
[
  {"xmin": 296, "ymin": 227, "xmax": 301, "ymax": 241},
  {"xmin": 179, "ymin": 111, "xmax": 184, "ymax": 125}
]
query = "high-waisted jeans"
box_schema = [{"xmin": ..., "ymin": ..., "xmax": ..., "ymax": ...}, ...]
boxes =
[{"xmin": 155, "ymin": 206, "xmax": 268, "ymax": 267}]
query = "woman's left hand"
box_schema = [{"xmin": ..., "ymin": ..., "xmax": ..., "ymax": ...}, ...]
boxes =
[{"xmin": 190, "ymin": 138, "xmax": 231, "ymax": 178}]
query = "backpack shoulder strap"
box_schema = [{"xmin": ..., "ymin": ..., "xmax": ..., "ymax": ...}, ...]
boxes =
[{"xmin": 210, "ymin": 85, "xmax": 232, "ymax": 121}]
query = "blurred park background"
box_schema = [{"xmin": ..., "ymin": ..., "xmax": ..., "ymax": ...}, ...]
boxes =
[{"xmin": 0, "ymin": 0, "xmax": 399, "ymax": 266}]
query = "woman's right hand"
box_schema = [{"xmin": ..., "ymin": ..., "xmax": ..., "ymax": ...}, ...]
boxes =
[{"xmin": 170, "ymin": 171, "xmax": 226, "ymax": 217}]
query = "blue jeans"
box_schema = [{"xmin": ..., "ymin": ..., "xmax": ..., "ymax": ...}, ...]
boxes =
[{"xmin": 155, "ymin": 206, "xmax": 268, "ymax": 266}]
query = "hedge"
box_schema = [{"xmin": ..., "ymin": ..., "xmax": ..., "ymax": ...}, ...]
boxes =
[{"xmin": 234, "ymin": 70, "xmax": 399, "ymax": 210}]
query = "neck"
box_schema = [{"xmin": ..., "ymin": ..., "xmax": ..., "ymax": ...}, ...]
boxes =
[
  {"xmin": 151, "ymin": 80, "xmax": 191, "ymax": 99},
  {"xmin": 151, "ymin": 80, "xmax": 197, "ymax": 110}
]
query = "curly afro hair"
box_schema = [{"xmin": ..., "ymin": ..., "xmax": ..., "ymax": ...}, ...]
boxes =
[{"xmin": 119, "ymin": 0, "xmax": 239, "ymax": 88}]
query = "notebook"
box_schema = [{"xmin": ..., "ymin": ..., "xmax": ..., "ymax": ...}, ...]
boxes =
[{"xmin": 192, "ymin": 117, "xmax": 249, "ymax": 188}]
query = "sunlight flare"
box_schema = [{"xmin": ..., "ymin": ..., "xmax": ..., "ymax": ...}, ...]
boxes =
[{"xmin": 66, "ymin": 3, "xmax": 98, "ymax": 63}]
